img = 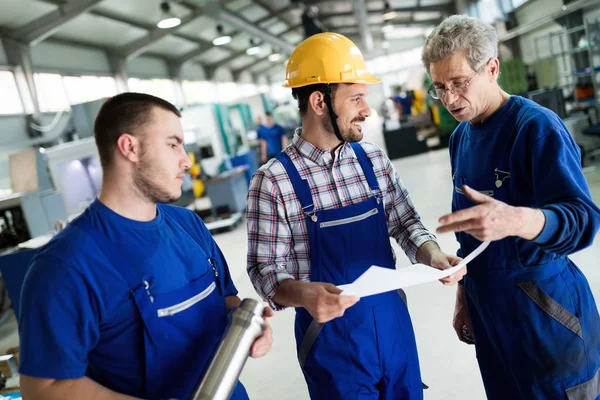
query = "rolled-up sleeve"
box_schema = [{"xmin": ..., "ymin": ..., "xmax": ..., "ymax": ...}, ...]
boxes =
[
  {"xmin": 383, "ymin": 157, "xmax": 438, "ymax": 263},
  {"xmin": 246, "ymin": 170, "xmax": 295, "ymax": 310}
]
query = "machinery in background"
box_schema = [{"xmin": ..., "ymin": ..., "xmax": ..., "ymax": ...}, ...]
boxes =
[
  {"xmin": 180, "ymin": 103, "xmax": 257, "ymax": 233},
  {"xmin": 44, "ymin": 137, "xmax": 102, "ymax": 218},
  {"xmin": 0, "ymin": 148, "xmax": 67, "ymax": 253}
]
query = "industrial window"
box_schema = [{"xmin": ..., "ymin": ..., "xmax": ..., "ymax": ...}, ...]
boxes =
[
  {"xmin": 33, "ymin": 73, "xmax": 70, "ymax": 112},
  {"xmin": 216, "ymin": 82, "xmax": 238, "ymax": 103},
  {"xmin": 238, "ymin": 83, "xmax": 259, "ymax": 99},
  {"xmin": 128, "ymin": 78, "xmax": 177, "ymax": 105},
  {"xmin": 182, "ymin": 80, "xmax": 217, "ymax": 104},
  {"xmin": 0, "ymin": 71, "xmax": 24, "ymax": 115},
  {"xmin": 63, "ymin": 75, "xmax": 118, "ymax": 106}
]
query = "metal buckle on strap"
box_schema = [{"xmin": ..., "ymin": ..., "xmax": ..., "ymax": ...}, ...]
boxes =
[{"xmin": 302, "ymin": 204, "xmax": 317, "ymax": 222}]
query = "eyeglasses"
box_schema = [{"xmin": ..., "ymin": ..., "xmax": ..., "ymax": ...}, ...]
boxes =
[{"xmin": 428, "ymin": 69, "xmax": 479, "ymax": 100}]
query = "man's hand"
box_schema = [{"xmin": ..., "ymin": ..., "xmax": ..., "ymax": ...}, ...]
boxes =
[
  {"xmin": 453, "ymin": 285, "xmax": 475, "ymax": 345},
  {"xmin": 416, "ymin": 241, "xmax": 466, "ymax": 285},
  {"xmin": 437, "ymin": 185, "xmax": 545, "ymax": 241},
  {"xmin": 429, "ymin": 252, "xmax": 466, "ymax": 285},
  {"xmin": 302, "ymin": 282, "xmax": 360, "ymax": 323},
  {"xmin": 250, "ymin": 307, "xmax": 274, "ymax": 358}
]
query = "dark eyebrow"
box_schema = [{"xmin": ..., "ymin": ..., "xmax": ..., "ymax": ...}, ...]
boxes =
[{"xmin": 167, "ymin": 135, "xmax": 183, "ymax": 145}]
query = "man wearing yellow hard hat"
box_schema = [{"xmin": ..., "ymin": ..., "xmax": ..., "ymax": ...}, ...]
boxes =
[{"xmin": 246, "ymin": 32, "xmax": 465, "ymax": 399}]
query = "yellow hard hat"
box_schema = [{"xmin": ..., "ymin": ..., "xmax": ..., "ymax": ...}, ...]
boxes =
[{"xmin": 283, "ymin": 32, "xmax": 380, "ymax": 88}]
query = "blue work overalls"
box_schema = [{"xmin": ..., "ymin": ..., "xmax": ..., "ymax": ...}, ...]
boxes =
[
  {"xmin": 79, "ymin": 209, "xmax": 248, "ymax": 400},
  {"xmin": 277, "ymin": 143, "xmax": 423, "ymax": 400},
  {"xmin": 453, "ymin": 123, "xmax": 600, "ymax": 399}
]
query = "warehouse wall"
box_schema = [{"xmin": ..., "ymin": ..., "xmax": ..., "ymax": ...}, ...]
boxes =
[
  {"xmin": 516, "ymin": 0, "xmax": 565, "ymax": 64},
  {"xmin": 31, "ymin": 41, "xmax": 112, "ymax": 76}
]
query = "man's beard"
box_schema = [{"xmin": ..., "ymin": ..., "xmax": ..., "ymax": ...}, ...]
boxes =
[
  {"xmin": 322, "ymin": 115, "xmax": 363, "ymax": 143},
  {"xmin": 133, "ymin": 151, "xmax": 180, "ymax": 204}
]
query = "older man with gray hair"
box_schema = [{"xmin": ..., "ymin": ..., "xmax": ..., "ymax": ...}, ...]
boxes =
[{"xmin": 422, "ymin": 15, "xmax": 600, "ymax": 399}]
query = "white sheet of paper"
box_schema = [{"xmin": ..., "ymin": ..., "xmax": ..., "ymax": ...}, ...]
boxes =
[{"xmin": 338, "ymin": 241, "xmax": 490, "ymax": 298}]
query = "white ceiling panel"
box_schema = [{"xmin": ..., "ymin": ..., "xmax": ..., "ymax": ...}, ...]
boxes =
[
  {"xmin": 267, "ymin": 22, "xmax": 289, "ymax": 35},
  {"xmin": 194, "ymin": 46, "xmax": 231, "ymax": 63},
  {"xmin": 226, "ymin": 0, "xmax": 254, "ymax": 12},
  {"xmin": 143, "ymin": 35, "xmax": 198, "ymax": 57},
  {"xmin": 51, "ymin": 13, "xmax": 148, "ymax": 48},
  {"xmin": 242, "ymin": 5, "xmax": 271, "ymax": 22},
  {"xmin": 178, "ymin": 17, "xmax": 235, "ymax": 42},
  {"xmin": 319, "ymin": 2, "xmax": 354, "ymax": 14},
  {"xmin": 229, "ymin": 55, "xmax": 258, "ymax": 70},
  {"xmin": 0, "ymin": 0, "xmax": 56, "ymax": 29},
  {"xmin": 327, "ymin": 16, "xmax": 361, "ymax": 27},
  {"xmin": 282, "ymin": 31, "xmax": 304, "ymax": 45}
]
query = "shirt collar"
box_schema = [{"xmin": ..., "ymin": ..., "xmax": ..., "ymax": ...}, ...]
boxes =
[{"xmin": 292, "ymin": 129, "xmax": 357, "ymax": 166}]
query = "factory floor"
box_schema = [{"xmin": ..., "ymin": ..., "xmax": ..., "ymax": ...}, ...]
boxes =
[{"xmin": 0, "ymin": 148, "xmax": 598, "ymax": 399}]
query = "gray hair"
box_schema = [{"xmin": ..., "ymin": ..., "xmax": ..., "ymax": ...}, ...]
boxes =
[{"xmin": 421, "ymin": 15, "xmax": 499, "ymax": 73}]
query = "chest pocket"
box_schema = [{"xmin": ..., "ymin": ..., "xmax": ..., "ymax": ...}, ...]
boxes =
[{"xmin": 452, "ymin": 171, "xmax": 495, "ymax": 198}]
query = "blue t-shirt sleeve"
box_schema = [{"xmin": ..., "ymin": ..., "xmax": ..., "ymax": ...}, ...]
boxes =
[
  {"xmin": 524, "ymin": 116, "xmax": 600, "ymax": 254},
  {"xmin": 18, "ymin": 255, "xmax": 100, "ymax": 379},
  {"xmin": 257, "ymin": 126, "xmax": 265, "ymax": 141}
]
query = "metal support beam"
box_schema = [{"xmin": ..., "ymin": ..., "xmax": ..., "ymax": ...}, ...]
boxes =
[
  {"xmin": 252, "ymin": 0, "xmax": 295, "ymax": 28},
  {"xmin": 233, "ymin": 54, "xmax": 270, "ymax": 77},
  {"xmin": 10, "ymin": 0, "xmax": 104, "ymax": 46},
  {"xmin": 206, "ymin": 48, "xmax": 253, "ymax": 70},
  {"xmin": 334, "ymin": 17, "xmax": 444, "ymax": 32},
  {"xmin": 1, "ymin": 37, "xmax": 42, "ymax": 121},
  {"xmin": 84, "ymin": 8, "xmax": 235, "ymax": 57},
  {"xmin": 210, "ymin": 23, "xmax": 302, "ymax": 69},
  {"xmin": 120, "ymin": 9, "xmax": 205, "ymax": 59},
  {"xmin": 205, "ymin": 66, "xmax": 217, "ymax": 81},
  {"xmin": 231, "ymin": 69, "xmax": 242, "ymax": 82},
  {"xmin": 107, "ymin": 53, "xmax": 129, "ymax": 93},
  {"xmin": 205, "ymin": 2, "xmax": 295, "ymax": 55},
  {"xmin": 320, "ymin": 4, "xmax": 453, "ymax": 20},
  {"xmin": 353, "ymin": 0, "xmax": 373, "ymax": 54},
  {"xmin": 174, "ymin": 44, "xmax": 213, "ymax": 65}
]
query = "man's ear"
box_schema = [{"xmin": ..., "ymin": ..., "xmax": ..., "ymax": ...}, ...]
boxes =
[
  {"xmin": 308, "ymin": 91, "xmax": 328, "ymax": 116},
  {"xmin": 115, "ymin": 133, "xmax": 142, "ymax": 163},
  {"xmin": 488, "ymin": 57, "xmax": 500, "ymax": 81}
]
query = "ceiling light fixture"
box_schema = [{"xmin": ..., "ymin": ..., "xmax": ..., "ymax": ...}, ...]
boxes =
[
  {"xmin": 382, "ymin": 1, "xmax": 397, "ymax": 20},
  {"xmin": 268, "ymin": 53, "xmax": 282, "ymax": 62},
  {"xmin": 157, "ymin": 1, "xmax": 181, "ymax": 29},
  {"xmin": 212, "ymin": 24, "xmax": 232, "ymax": 46},
  {"xmin": 246, "ymin": 38, "xmax": 261, "ymax": 55}
]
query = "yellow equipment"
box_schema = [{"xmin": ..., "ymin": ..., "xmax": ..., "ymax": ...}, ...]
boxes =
[
  {"xmin": 188, "ymin": 152, "xmax": 205, "ymax": 198},
  {"xmin": 283, "ymin": 32, "xmax": 381, "ymax": 89}
]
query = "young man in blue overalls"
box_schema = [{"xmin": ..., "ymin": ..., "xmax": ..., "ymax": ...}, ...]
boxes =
[
  {"xmin": 246, "ymin": 32, "xmax": 466, "ymax": 399},
  {"xmin": 18, "ymin": 93, "xmax": 273, "ymax": 399},
  {"xmin": 424, "ymin": 15, "xmax": 600, "ymax": 399}
]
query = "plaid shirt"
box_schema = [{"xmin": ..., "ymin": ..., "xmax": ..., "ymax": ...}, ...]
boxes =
[{"xmin": 246, "ymin": 132, "xmax": 437, "ymax": 309}]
